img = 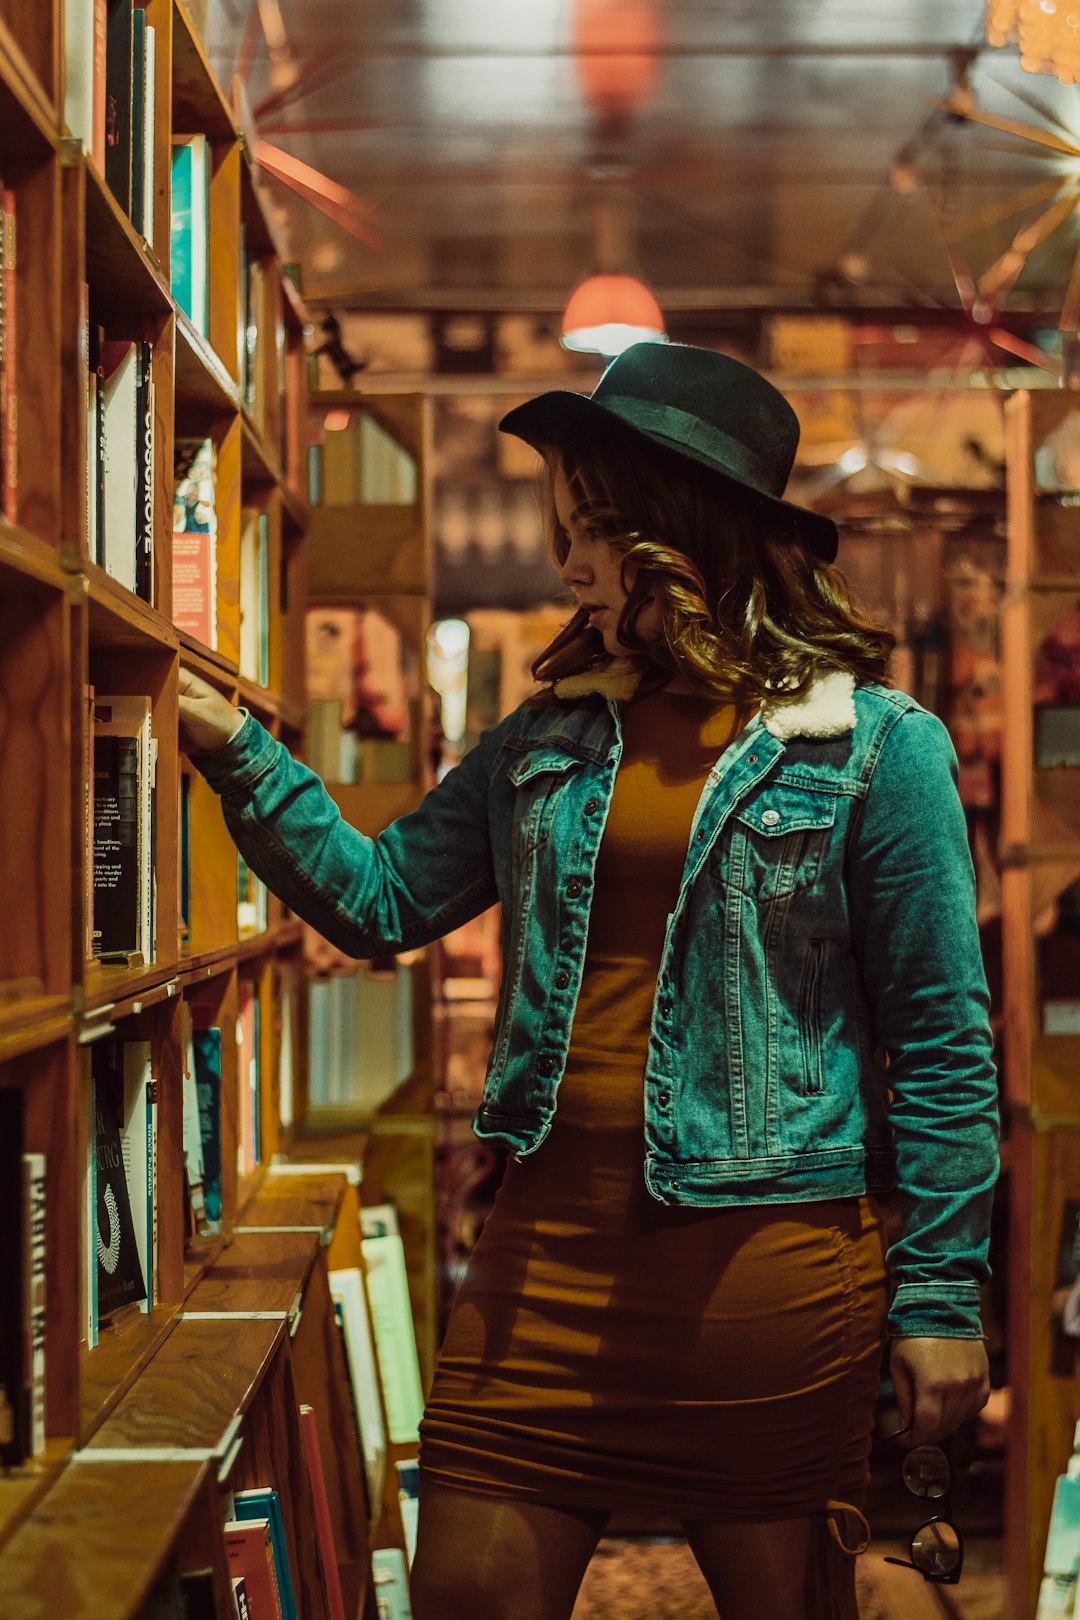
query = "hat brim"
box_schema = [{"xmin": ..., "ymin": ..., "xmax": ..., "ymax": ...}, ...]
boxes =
[{"xmin": 499, "ymin": 389, "xmax": 839, "ymax": 563}]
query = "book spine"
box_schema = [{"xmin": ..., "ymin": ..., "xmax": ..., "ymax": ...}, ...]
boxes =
[
  {"xmin": 299, "ymin": 1405, "xmax": 347, "ymax": 1620},
  {"xmin": 2, "ymin": 184, "xmax": 15, "ymax": 525},
  {"xmin": 142, "ymin": 25, "xmax": 156, "ymax": 249},
  {"xmin": 135, "ymin": 342, "xmax": 154, "ymax": 602},
  {"xmin": 104, "ymin": 0, "xmax": 133, "ymax": 214},
  {"xmin": 22, "ymin": 1153, "xmax": 46, "ymax": 1456},
  {"xmin": 129, "ymin": 7, "xmax": 146, "ymax": 236},
  {"xmin": 93, "ymin": 0, "xmax": 108, "ymax": 169},
  {"xmin": 0, "ymin": 1090, "xmax": 25, "ymax": 1465}
]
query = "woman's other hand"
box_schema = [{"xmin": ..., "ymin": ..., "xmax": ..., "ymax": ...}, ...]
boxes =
[
  {"xmin": 889, "ymin": 1336, "xmax": 990, "ymax": 1444},
  {"xmin": 178, "ymin": 668, "xmax": 244, "ymax": 755}
]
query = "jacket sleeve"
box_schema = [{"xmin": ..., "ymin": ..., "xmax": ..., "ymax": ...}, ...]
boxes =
[
  {"xmin": 847, "ymin": 705, "xmax": 1000, "ymax": 1339},
  {"xmin": 192, "ymin": 711, "xmax": 505, "ymax": 955}
]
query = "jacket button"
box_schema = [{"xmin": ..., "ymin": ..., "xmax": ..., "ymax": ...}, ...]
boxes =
[
  {"xmin": 696, "ymin": 829, "xmax": 705, "ymax": 842},
  {"xmin": 658, "ymin": 1090, "xmax": 670, "ymax": 1107},
  {"xmin": 660, "ymin": 999, "xmax": 671, "ymax": 1018},
  {"xmin": 566, "ymin": 878, "xmax": 583, "ymax": 897},
  {"xmin": 671, "ymin": 1180, "xmax": 680, "ymax": 1192},
  {"xmin": 583, "ymin": 797, "xmax": 599, "ymax": 815},
  {"xmin": 747, "ymin": 754, "xmax": 758, "ymax": 764},
  {"xmin": 554, "ymin": 971, "xmax": 570, "ymax": 990},
  {"xmin": 538, "ymin": 1056, "xmax": 555, "ymax": 1077},
  {"xmin": 761, "ymin": 809, "xmax": 780, "ymax": 826}
]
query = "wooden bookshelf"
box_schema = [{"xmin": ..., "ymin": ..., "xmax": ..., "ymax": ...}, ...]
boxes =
[
  {"xmin": 0, "ymin": 4, "xmax": 379, "ymax": 1616},
  {"xmin": 1001, "ymin": 389, "xmax": 1080, "ymax": 1620}
]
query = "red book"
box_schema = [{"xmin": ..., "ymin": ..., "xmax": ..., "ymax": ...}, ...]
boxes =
[
  {"xmin": 2, "ymin": 184, "xmax": 16, "ymax": 524},
  {"xmin": 299, "ymin": 1404, "xmax": 346, "ymax": 1620},
  {"xmin": 224, "ymin": 1519, "xmax": 283, "ymax": 1620}
]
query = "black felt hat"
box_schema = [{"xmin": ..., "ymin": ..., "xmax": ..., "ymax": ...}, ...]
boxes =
[{"xmin": 498, "ymin": 341, "xmax": 838, "ymax": 562}]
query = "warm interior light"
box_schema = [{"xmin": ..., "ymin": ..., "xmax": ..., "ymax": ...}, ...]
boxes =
[
  {"xmin": 561, "ymin": 273, "xmax": 666, "ymax": 356},
  {"xmin": 986, "ymin": 0, "xmax": 1080, "ymax": 83}
]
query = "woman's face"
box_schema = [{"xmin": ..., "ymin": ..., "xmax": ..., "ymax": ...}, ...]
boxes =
[{"xmin": 552, "ymin": 463, "xmax": 661, "ymax": 657}]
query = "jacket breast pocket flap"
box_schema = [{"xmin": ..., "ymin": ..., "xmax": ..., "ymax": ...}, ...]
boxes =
[
  {"xmin": 734, "ymin": 787, "xmax": 837, "ymax": 839},
  {"xmin": 507, "ymin": 749, "xmax": 581, "ymax": 788}
]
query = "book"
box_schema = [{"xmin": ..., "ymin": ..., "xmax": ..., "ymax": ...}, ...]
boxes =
[
  {"xmin": 141, "ymin": 23, "xmax": 156, "ymax": 248},
  {"xmin": 1, "ymin": 182, "xmax": 15, "ymax": 525},
  {"xmin": 121, "ymin": 1040, "xmax": 156, "ymax": 1311},
  {"xmin": 231, "ymin": 1578, "xmax": 250, "ymax": 1620},
  {"xmin": 91, "ymin": 694, "xmax": 153, "ymax": 961},
  {"xmin": 277, "ymin": 965, "xmax": 295, "ymax": 1132},
  {"xmin": 91, "ymin": 1042, "xmax": 147, "ymax": 1325},
  {"xmin": 298, "ymin": 1404, "xmax": 347, "ymax": 1620},
  {"xmin": 104, "ymin": 0, "xmax": 134, "ymax": 215},
  {"xmin": 180, "ymin": 772, "xmax": 191, "ymax": 942},
  {"xmin": 223, "ymin": 1519, "xmax": 283, "ymax": 1620},
  {"xmin": 87, "ymin": 321, "xmax": 105, "ymax": 565},
  {"xmin": 84, "ymin": 1078, "xmax": 98, "ymax": 1349},
  {"xmin": 129, "ymin": 7, "xmax": 151, "ymax": 238},
  {"xmin": 231, "ymin": 1489, "xmax": 298, "ymax": 1620},
  {"xmin": 327, "ymin": 1266, "xmax": 387, "ymax": 1519},
  {"xmin": 63, "ymin": 0, "xmax": 108, "ymax": 170},
  {"xmin": 359, "ymin": 1204, "xmax": 425, "ymax": 1445},
  {"xmin": 170, "ymin": 135, "xmax": 210, "ymax": 335},
  {"xmin": 172, "ymin": 437, "xmax": 218, "ymax": 647},
  {"xmin": 23, "ymin": 1152, "xmax": 47, "ymax": 1456},
  {"xmin": 192, "ymin": 1024, "xmax": 223, "ymax": 1225},
  {"xmin": 238, "ymin": 508, "xmax": 270, "ymax": 685},
  {"xmin": 236, "ymin": 981, "xmax": 259, "ymax": 1177},
  {"xmin": 134, "ymin": 340, "xmax": 154, "ymax": 602},
  {"xmin": 395, "ymin": 1457, "xmax": 419, "ymax": 1566},
  {"xmin": 0, "ymin": 1088, "xmax": 24, "ymax": 1464},
  {"xmin": 181, "ymin": 1028, "xmax": 207, "ymax": 1233},
  {"xmin": 99, "ymin": 337, "xmax": 139, "ymax": 592},
  {"xmin": 237, "ymin": 850, "xmax": 268, "ymax": 938},
  {"xmin": 371, "ymin": 1548, "xmax": 411, "ymax": 1620}
]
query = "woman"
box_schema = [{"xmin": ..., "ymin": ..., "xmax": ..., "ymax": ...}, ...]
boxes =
[{"xmin": 181, "ymin": 342, "xmax": 998, "ymax": 1620}]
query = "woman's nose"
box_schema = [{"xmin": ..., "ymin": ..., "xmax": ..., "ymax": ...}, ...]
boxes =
[{"xmin": 558, "ymin": 541, "xmax": 591, "ymax": 587}]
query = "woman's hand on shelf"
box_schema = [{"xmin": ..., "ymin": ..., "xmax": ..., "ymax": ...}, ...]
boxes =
[{"xmin": 178, "ymin": 668, "xmax": 245, "ymax": 754}]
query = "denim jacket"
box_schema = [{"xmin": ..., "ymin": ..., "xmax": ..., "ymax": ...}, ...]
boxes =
[{"xmin": 196, "ymin": 665, "xmax": 999, "ymax": 1340}]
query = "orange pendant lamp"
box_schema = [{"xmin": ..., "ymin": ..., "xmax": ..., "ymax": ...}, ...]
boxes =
[
  {"xmin": 561, "ymin": 194, "xmax": 666, "ymax": 357},
  {"xmin": 561, "ymin": 271, "xmax": 666, "ymax": 355}
]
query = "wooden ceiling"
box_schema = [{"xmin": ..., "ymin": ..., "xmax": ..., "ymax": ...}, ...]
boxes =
[{"xmin": 206, "ymin": 1, "xmax": 1080, "ymax": 326}]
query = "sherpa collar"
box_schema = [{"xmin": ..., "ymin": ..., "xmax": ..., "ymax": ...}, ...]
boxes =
[{"xmin": 552, "ymin": 659, "xmax": 857, "ymax": 740}]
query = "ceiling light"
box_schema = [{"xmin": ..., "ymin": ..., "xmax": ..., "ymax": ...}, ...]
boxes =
[
  {"xmin": 561, "ymin": 271, "xmax": 667, "ymax": 356},
  {"xmin": 986, "ymin": 0, "xmax": 1080, "ymax": 84}
]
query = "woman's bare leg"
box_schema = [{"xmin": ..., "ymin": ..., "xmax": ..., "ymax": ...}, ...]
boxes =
[
  {"xmin": 410, "ymin": 1480, "xmax": 609, "ymax": 1620},
  {"xmin": 682, "ymin": 1515, "xmax": 820, "ymax": 1620}
]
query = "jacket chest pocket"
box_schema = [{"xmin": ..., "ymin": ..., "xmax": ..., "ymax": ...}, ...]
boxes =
[
  {"xmin": 723, "ymin": 786, "xmax": 838, "ymax": 900},
  {"xmin": 506, "ymin": 748, "xmax": 582, "ymax": 867}
]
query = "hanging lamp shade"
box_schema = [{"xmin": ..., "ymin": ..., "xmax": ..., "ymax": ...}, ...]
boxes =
[{"xmin": 561, "ymin": 272, "xmax": 667, "ymax": 356}]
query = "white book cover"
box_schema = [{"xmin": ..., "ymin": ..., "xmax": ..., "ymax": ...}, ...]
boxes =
[
  {"xmin": 358, "ymin": 1204, "xmax": 424, "ymax": 1445},
  {"xmin": 121, "ymin": 1042, "xmax": 154, "ymax": 1313},
  {"xmin": 63, "ymin": 0, "xmax": 102, "ymax": 162},
  {"xmin": 181, "ymin": 1035, "xmax": 206, "ymax": 1209},
  {"xmin": 84, "ymin": 1082, "xmax": 97, "ymax": 1349},
  {"xmin": 327, "ymin": 1266, "xmax": 387, "ymax": 1513},
  {"xmin": 278, "ymin": 974, "xmax": 295, "ymax": 1130},
  {"xmin": 100, "ymin": 343, "xmax": 139, "ymax": 593},
  {"xmin": 22, "ymin": 1153, "xmax": 46, "ymax": 1456}
]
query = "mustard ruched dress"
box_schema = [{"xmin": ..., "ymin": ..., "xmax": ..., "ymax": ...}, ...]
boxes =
[{"xmin": 420, "ymin": 688, "xmax": 889, "ymax": 1523}]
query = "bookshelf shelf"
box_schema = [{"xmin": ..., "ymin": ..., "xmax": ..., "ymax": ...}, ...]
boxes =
[
  {"xmin": 84, "ymin": 568, "xmax": 178, "ymax": 651},
  {"xmin": 0, "ymin": 1435, "xmax": 72, "ymax": 1549},
  {"xmin": 80, "ymin": 1303, "xmax": 182, "ymax": 1441},
  {"xmin": 0, "ymin": 525, "xmax": 67, "ymax": 586},
  {"xmin": 171, "ymin": 0, "xmax": 236, "ymax": 141},
  {"xmin": 174, "ymin": 311, "xmax": 239, "ymax": 412},
  {"xmin": 240, "ymin": 410, "xmax": 280, "ymax": 487},
  {"xmin": 77, "ymin": 969, "xmax": 183, "ymax": 1025},
  {"xmin": 0, "ymin": 1000, "xmax": 71, "ymax": 1045},
  {"xmin": 81, "ymin": 156, "xmax": 170, "ymax": 317}
]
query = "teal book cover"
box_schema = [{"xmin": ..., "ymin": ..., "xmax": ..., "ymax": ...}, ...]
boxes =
[
  {"xmin": 170, "ymin": 141, "xmax": 193, "ymax": 322},
  {"xmin": 232, "ymin": 1489, "xmax": 298, "ymax": 1620}
]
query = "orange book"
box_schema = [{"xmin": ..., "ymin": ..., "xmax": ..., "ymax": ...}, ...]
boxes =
[{"xmin": 224, "ymin": 1519, "xmax": 283, "ymax": 1620}]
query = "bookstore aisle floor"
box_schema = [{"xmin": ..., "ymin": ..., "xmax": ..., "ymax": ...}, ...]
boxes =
[{"xmin": 571, "ymin": 1534, "xmax": 1005, "ymax": 1620}]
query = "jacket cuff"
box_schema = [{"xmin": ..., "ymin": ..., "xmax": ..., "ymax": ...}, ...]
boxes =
[
  {"xmin": 888, "ymin": 1281, "xmax": 985, "ymax": 1339},
  {"xmin": 191, "ymin": 710, "xmax": 280, "ymax": 794}
]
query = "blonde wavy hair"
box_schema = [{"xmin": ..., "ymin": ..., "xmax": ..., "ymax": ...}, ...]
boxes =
[{"xmin": 531, "ymin": 420, "xmax": 894, "ymax": 704}]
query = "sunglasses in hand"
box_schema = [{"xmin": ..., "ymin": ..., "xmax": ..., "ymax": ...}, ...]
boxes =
[{"xmin": 880, "ymin": 1425, "xmax": 964, "ymax": 1585}]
